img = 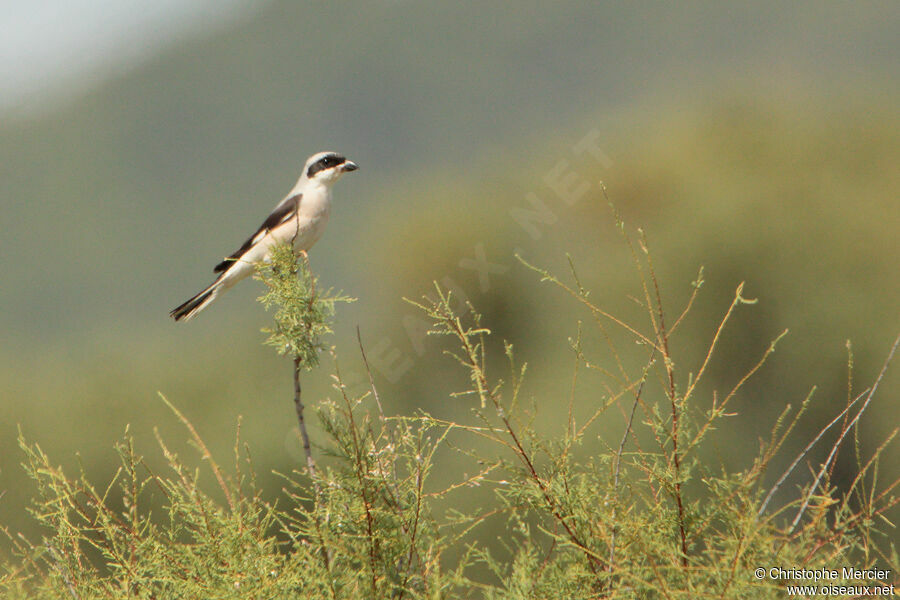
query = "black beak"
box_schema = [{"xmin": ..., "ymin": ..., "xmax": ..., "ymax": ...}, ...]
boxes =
[{"xmin": 342, "ymin": 161, "xmax": 359, "ymax": 172}]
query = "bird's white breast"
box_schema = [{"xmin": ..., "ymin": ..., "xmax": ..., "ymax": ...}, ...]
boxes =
[{"xmin": 292, "ymin": 184, "xmax": 332, "ymax": 251}]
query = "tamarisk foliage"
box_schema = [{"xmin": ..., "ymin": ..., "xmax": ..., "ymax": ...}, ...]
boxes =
[
  {"xmin": 2, "ymin": 231, "xmax": 898, "ymax": 598},
  {"xmin": 255, "ymin": 243, "xmax": 353, "ymax": 367},
  {"xmin": 255, "ymin": 243, "xmax": 353, "ymax": 474}
]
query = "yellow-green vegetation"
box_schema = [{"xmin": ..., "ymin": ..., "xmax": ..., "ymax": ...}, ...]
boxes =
[
  {"xmin": 3, "ymin": 237, "xmax": 896, "ymax": 598},
  {"xmin": 2, "ymin": 97, "xmax": 897, "ymax": 538}
]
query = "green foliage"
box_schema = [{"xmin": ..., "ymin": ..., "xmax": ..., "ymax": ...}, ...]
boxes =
[
  {"xmin": 4, "ymin": 96, "xmax": 898, "ymax": 565},
  {"xmin": 255, "ymin": 244, "xmax": 354, "ymax": 368},
  {"xmin": 3, "ymin": 231, "xmax": 898, "ymax": 598}
]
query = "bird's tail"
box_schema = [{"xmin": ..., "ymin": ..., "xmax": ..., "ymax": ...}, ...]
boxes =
[{"xmin": 170, "ymin": 278, "xmax": 224, "ymax": 322}]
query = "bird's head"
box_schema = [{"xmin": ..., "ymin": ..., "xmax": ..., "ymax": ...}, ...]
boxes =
[{"xmin": 303, "ymin": 151, "xmax": 358, "ymax": 185}]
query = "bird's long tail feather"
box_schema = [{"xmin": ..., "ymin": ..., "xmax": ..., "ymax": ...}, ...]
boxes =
[{"xmin": 170, "ymin": 279, "xmax": 223, "ymax": 322}]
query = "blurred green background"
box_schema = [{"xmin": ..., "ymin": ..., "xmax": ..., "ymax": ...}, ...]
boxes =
[{"xmin": 1, "ymin": 1, "xmax": 898, "ymax": 545}]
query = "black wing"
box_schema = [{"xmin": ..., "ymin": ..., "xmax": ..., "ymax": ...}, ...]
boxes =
[{"xmin": 213, "ymin": 194, "xmax": 301, "ymax": 273}]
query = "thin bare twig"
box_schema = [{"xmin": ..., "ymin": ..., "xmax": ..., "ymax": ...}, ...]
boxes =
[
  {"xmin": 682, "ymin": 283, "xmax": 754, "ymax": 404},
  {"xmin": 293, "ymin": 356, "xmax": 318, "ymax": 476},
  {"xmin": 335, "ymin": 367, "xmax": 380, "ymax": 597},
  {"xmin": 357, "ymin": 326, "xmax": 385, "ymax": 419},
  {"xmin": 159, "ymin": 393, "xmax": 235, "ymax": 511},
  {"xmin": 670, "ymin": 266, "xmax": 704, "ymax": 334},
  {"xmin": 685, "ymin": 330, "xmax": 789, "ymax": 459},
  {"xmin": 788, "ymin": 332, "xmax": 900, "ymax": 533},
  {"xmin": 638, "ymin": 231, "xmax": 688, "ymax": 566},
  {"xmin": 830, "ymin": 341, "xmax": 855, "ymax": 483},
  {"xmin": 292, "ymin": 248, "xmax": 319, "ymax": 476},
  {"xmin": 757, "ymin": 388, "xmax": 868, "ymax": 518},
  {"xmin": 608, "ymin": 349, "xmax": 656, "ymax": 569}
]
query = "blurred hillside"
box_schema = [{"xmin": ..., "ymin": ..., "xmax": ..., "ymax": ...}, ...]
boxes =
[{"xmin": 1, "ymin": 1, "xmax": 898, "ymax": 544}]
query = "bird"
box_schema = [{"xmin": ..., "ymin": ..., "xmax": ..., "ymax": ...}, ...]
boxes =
[{"xmin": 170, "ymin": 151, "xmax": 358, "ymax": 321}]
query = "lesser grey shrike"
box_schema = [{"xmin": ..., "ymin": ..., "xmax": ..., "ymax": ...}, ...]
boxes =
[{"xmin": 170, "ymin": 151, "xmax": 358, "ymax": 321}]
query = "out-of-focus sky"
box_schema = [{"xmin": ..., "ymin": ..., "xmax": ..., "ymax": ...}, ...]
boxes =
[
  {"xmin": 3, "ymin": 1, "xmax": 898, "ymax": 120},
  {"xmin": 0, "ymin": 0, "xmax": 253, "ymax": 115}
]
